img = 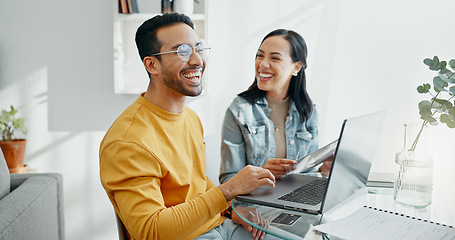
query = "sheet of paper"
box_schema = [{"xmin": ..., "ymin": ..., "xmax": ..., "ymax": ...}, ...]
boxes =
[{"xmin": 314, "ymin": 206, "xmax": 455, "ymax": 240}]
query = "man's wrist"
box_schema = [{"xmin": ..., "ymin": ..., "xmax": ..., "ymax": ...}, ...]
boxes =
[{"xmin": 218, "ymin": 184, "xmax": 234, "ymax": 201}]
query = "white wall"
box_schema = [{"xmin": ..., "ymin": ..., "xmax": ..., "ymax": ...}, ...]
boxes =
[{"xmin": 1, "ymin": 0, "xmax": 454, "ymax": 239}]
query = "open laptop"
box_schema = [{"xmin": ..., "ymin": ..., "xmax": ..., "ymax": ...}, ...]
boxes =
[{"xmin": 236, "ymin": 111, "xmax": 385, "ymax": 215}]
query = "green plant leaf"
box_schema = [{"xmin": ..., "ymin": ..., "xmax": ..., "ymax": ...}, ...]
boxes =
[
  {"xmin": 430, "ymin": 56, "xmax": 441, "ymax": 70},
  {"xmin": 424, "ymin": 58, "xmax": 433, "ymax": 66},
  {"xmin": 449, "ymin": 59, "xmax": 455, "ymax": 69},
  {"xmin": 450, "ymin": 86, "xmax": 455, "ymax": 95},
  {"xmin": 440, "ymin": 68, "xmax": 449, "ymax": 75},
  {"xmin": 439, "ymin": 72, "xmax": 452, "ymax": 83},
  {"xmin": 417, "ymin": 83, "xmax": 431, "ymax": 93},
  {"xmin": 439, "ymin": 61, "xmax": 447, "ymax": 70},
  {"xmin": 447, "ymin": 121, "xmax": 455, "ymax": 128},
  {"xmin": 433, "ymin": 76, "xmax": 447, "ymax": 92},
  {"xmin": 441, "ymin": 114, "xmax": 450, "ymax": 123},
  {"xmin": 419, "ymin": 100, "xmax": 432, "ymax": 117},
  {"xmin": 423, "ymin": 58, "xmax": 433, "ymax": 66},
  {"xmin": 9, "ymin": 106, "xmax": 17, "ymax": 116},
  {"xmin": 449, "ymin": 106, "xmax": 455, "ymax": 115},
  {"xmin": 421, "ymin": 115, "xmax": 437, "ymax": 123},
  {"xmin": 0, "ymin": 105, "xmax": 27, "ymax": 140},
  {"xmin": 425, "ymin": 56, "xmax": 441, "ymax": 71},
  {"xmin": 434, "ymin": 98, "xmax": 452, "ymax": 108},
  {"xmin": 13, "ymin": 118, "xmax": 25, "ymax": 129}
]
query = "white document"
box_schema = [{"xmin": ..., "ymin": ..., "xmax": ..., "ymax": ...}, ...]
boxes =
[{"xmin": 314, "ymin": 206, "xmax": 455, "ymax": 240}]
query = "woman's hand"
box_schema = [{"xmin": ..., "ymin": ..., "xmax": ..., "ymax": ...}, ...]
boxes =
[
  {"xmin": 318, "ymin": 155, "xmax": 334, "ymax": 177},
  {"xmin": 262, "ymin": 158, "xmax": 297, "ymax": 178},
  {"xmin": 231, "ymin": 206, "xmax": 269, "ymax": 240}
]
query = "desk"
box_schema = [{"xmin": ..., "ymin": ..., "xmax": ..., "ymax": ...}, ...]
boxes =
[{"xmin": 232, "ymin": 185, "xmax": 455, "ymax": 240}]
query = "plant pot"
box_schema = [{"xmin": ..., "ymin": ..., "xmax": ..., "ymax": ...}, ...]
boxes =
[{"xmin": 0, "ymin": 139, "xmax": 27, "ymax": 173}]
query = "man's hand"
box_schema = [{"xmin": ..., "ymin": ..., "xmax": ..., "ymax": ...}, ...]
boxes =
[
  {"xmin": 262, "ymin": 158, "xmax": 297, "ymax": 178},
  {"xmin": 218, "ymin": 165, "xmax": 275, "ymax": 201},
  {"xmin": 232, "ymin": 206, "xmax": 269, "ymax": 240}
]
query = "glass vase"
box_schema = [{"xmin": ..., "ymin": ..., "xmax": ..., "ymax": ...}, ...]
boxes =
[{"xmin": 394, "ymin": 123, "xmax": 433, "ymax": 207}]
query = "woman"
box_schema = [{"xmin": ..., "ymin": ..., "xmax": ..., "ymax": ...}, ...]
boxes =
[{"xmin": 219, "ymin": 29, "xmax": 319, "ymax": 184}]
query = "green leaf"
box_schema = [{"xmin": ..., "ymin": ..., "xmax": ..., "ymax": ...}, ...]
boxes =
[
  {"xmin": 439, "ymin": 73, "xmax": 452, "ymax": 83},
  {"xmin": 440, "ymin": 68, "xmax": 449, "ymax": 75},
  {"xmin": 447, "ymin": 121, "xmax": 455, "ymax": 128},
  {"xmin": 450, "ymin": 73, "xmax": 455, "ymax": 84},
  {"xmin": 419, "ymin": 100, "xmax": 432, "ymax": 117},
  {"xmin": 421, "ymin": 115, "xmax": 437, "ymax": 123},
  {"xmin": 12, "ymin": 118, "xmax": 25, "ymax": 129},
  {"xmin": 425, "ymin": 56, "xmax": 441, "ymax": 71},
  {"xmin": 417, "ymin": 83, "xmax": 431, "ymax": 93},
  {"xmin": 449, "ymin": 59, "xmax": 455, "ymax": 69},
  {"xmin": 424, "ymin": 58, "xmax": 433, "ymax": 66},
  {"xmin": 433, "ymin": 76, "xmax": 447, "ymax": 92},
  {"xmin": 429, "ymin": 56, "xmax": 441, "ymax": 71},
  {"xmin": 449, "ymin": 107, "xmax": 455, "ymax": 115},
  {"xmin": 439, "ymin": 61, "xmax": 447, "ymax": 70},
  {"xmin": 441, "ymin": 114, "xmax": 450, "ymax": 123},
  {"xmin": 450, "ymin": 86, "xmax": 455, "ymax": 95},
  {"xmin": 9, "ymin": 106, "xmax": 17, "ymax": 116},
  {"xmin": 434, "ymin": 98, "xmax": 452, "ymax": 108}
]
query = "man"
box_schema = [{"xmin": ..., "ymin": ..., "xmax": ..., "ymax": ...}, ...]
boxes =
[{"xmin": 100, "ymin": 13, "xmax": 278, "ymax": 240}]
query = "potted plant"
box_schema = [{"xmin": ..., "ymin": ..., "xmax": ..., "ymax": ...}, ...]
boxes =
[
  {"xmin": 394, "ymin": 56, "xmax": 455, "ymax": 207},
  {"xmin": 0, "ymin": 105, "xmax": 28, "ymax": 173}
]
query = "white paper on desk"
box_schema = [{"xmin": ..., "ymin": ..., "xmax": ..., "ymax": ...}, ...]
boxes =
[
  {"xmin": 289, "ymin": 139, "xmax": 337, "ymax": 174},
  {"xmin": 314, "ymin": 206, "xmax": 455, "ymax": 240}
]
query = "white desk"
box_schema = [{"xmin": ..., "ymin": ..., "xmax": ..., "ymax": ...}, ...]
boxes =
[{"xmin": 232, "ymin": 182, "xmax": 455, "ymax": 239}]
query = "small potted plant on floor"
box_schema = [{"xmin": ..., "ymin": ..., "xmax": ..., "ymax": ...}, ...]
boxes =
[{"xmin": 0, "ymin": 105, "xmax": 28, "ymax": 173}]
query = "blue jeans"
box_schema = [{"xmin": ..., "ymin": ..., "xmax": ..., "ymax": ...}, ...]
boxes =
[{"xmin": 194, "ymin": 219, "xmax": 300, "ymax": 240}]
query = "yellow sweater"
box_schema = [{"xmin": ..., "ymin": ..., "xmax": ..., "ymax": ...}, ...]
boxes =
[{"xmin": 100, "ymin": 95, "xmax": 227, "ymax": 240}]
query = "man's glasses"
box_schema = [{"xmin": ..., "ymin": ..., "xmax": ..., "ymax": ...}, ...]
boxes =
[{"xmin": 151, "ymin": 43, "xmax": 211, "ymax": 62}]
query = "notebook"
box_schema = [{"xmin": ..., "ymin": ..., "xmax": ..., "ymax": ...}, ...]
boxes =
[
  {"xmin": 236, "ymin": 111, "xmax": 385, "ymax": 215},
  {"xmin": 314, "ymin": 206, "xmax": 455, "ymax": 239}
]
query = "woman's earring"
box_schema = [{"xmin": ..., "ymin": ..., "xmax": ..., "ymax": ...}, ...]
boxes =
[{"xmin": 292, "ymin": 72, "xmax": 298, "ymax": 76}]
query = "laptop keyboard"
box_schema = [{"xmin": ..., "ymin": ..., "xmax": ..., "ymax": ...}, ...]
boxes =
[{"xmin": 278, "ymin": 178, "xmax": 328, "ymax": 205}]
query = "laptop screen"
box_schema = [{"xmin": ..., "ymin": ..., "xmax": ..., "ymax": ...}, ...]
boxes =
[{"xmin": 321, "ymin": 111, "xmax": 385, "ymax": 213}]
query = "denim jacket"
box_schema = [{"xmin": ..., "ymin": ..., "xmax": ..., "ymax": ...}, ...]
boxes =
[{"xmin": 219, "ymin": 96, "xmax": 319, "ymax": 184}]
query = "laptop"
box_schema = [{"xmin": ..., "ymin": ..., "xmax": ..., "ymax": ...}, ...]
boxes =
[{"xmin": 236, "ymin": 111, "xmax": 385, "ymax": 215}]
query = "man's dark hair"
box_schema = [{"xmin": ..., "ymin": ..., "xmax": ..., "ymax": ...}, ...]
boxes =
[
  {"xmin": 239, "ymin": 29, "xmax": 313, "ymax": 122},
  {"xmin": 135, "ymin": 13, "xmax": 194, "ymax": 62}
]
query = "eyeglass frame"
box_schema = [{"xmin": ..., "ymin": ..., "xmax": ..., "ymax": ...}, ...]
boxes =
[{"xmin": 150, "ymin": 42, "xmax": 211, "ymax": 62}]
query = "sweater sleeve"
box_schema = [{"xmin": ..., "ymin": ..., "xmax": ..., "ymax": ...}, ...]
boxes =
[{"xmin": 100, "ymin": 141, "xmax": 228, "ymax": 240}]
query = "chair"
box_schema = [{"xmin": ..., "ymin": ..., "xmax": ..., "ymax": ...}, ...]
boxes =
[
  {"xmin": 0, "ymin": 148, "xmax": 64, "ymax": 239},
  {"xmin": 115, "ymin": 211, "xmax": 129, "ymax": 240}
]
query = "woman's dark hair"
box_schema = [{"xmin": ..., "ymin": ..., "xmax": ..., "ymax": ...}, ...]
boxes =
[
  {"xmin": 135, "ymin": 13, "xmax": 194, "ymax": 62},
  {"xmin": 239, "ymin": 29, "xmax": 313, "ymax": 122}
]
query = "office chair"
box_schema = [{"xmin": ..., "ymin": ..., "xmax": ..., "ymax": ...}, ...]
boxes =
[{"xmin": 115, "ymin": 212, "xmax": 129, "ymax": 240}]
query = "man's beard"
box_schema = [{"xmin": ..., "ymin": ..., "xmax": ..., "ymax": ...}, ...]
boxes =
[{"xmin": 162, "ymin": 68, "xmax": 203, "ymax": 97}]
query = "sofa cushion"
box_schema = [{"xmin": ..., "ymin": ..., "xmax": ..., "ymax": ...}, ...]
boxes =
[{"xmin": 0, "ymin": 148, "xmax": 10, "ymax": 200}]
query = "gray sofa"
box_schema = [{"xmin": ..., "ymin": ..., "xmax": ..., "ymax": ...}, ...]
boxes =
[{"xmin": 0, "ymin": 148, "xmax": 64, "ymax": 240}]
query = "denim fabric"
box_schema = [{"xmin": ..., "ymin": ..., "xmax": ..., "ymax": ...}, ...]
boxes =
[
  {"xmin": 220, "ymin": 96, "xmax": 319, "ymax": 184},
  {"xmin": 194, "ymin": 219, "xmax": 291, "ymax": 240}
]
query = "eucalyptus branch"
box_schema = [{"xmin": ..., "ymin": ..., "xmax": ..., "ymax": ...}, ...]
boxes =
[{"xmin": 412, "ymin": 56, "xmax": 455, "ymax": 151}]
